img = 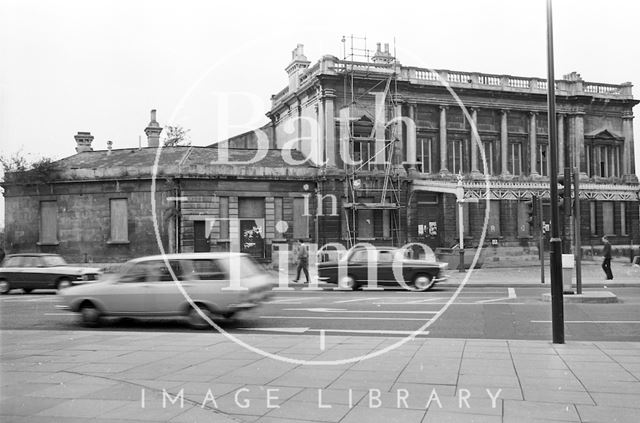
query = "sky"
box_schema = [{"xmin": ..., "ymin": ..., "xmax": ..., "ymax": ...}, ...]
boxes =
[{"xmin": 1, "ymin": 0, "xmax": 639, "ymax": 226}]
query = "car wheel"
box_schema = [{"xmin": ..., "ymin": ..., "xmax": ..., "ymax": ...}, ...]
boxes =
[
  {"xmin": 80, "ymin": 303, "xmax": 102, "ymax": 327},
  {"xmin": 22, "ymin": 288, "xmax": 32, "ymax": 294},
  {"xmin": 340, "ymin": 275, "xmax": 360, "ymax": 291},
  {"xmin": 412, "ymin": 274, "xmax": 435, "ymax": 291},
  {"xmin": 187, "ymin": 306, "xmax": 214, "ymax": 330},
  {"xmin": 0, "ymin": 279, "xmax": 10, "ymax": 295},
  {"xmin": 57, "ymin": 278, "xmax": 72, "ymax": 292}
]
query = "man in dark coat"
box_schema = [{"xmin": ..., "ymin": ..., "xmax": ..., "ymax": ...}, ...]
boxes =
[
  {"xmin": 292, "ymin": 239, "xmax": 310, "ymax": 284},
  {"xmin": 601, "ymin": 236, "xmax": 613, "ymax": 280}
]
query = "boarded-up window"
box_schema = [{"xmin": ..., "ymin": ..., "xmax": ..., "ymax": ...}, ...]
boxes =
[
  {"xmin": 590, "ymin": 202, "xmax": 597, "ymax": 235},
  {"xmin": 293, "ymin": 198, "xmax": 309, "ymax": 239},
  {"xmin": 603, "ymin": 202, "xmax": 614, "ymax": 235},
  {"xmin": 39, "ymin": 201, "xmax": 58, "ymax": 244},
  {"xmin": 517, "ymin": 201, "xmax": 531, "ymax": 237},
  {"xmin": 110, "ymin": 199, "xmax": 128, "ymax": 242},
  {"xmin": 239, "ymin": 198, "xmax": 265, "ymax": 218},
  {"xmin": 487, "ymin": 200, "xmax": 501, "ymax": 237},
  {"xmin": 620, "ymin": 202, "xmax": 627, "ymax": 236},
  {"xmin": 274, "ymin": 197, "xmax": 283, "ymax": 237},
  {"xmin": 219, "ymin": 197, "xmax": 229, "ymax": 240}
]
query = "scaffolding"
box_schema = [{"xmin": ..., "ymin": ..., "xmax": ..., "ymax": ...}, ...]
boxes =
[{"xmin": 340, "ymin": 35, "xmax": 403, "ymax": 248}]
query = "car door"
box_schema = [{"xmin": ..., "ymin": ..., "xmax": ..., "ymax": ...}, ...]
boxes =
[
  {"xmin": 19, "ymin": 256, "xmax": 41, "ymax": 290},
  {"xmin": 101, "ymin": 262, "xmax": 156, "ymax": 315},
  {"xmin": 1, "ymin": 256, "xmax": 26, "ymax": 288},
  {"xmin": 376, "ymin": 250, "xmax": 397, "ymax": 286},
  {"xmin": 145, "ymin": 260, "xmax": 187, "ymax": 316},
  {"xmin": 29, "ymin": 256, "xmax": 59, "ymax": 289},
  {"xmin": 347, "ymin": 249, "xmax": 376, "ymax": 285}
]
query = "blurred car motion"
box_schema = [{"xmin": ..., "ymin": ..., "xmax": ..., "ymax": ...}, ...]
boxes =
[
  {"xmin": 57, "ymin": 252, "xmax": 275, "ymax": 328},
  {"xmin": 317, "ymin": 245, "xmax": 448, "ymax": 291},
  {"xmin": 0, "ymin": 253, "xmax": 102, "ymax": 294}
]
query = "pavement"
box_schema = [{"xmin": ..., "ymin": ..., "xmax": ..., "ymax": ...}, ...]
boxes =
[{"xmin": 2, "ymin": 329, "xmax": 640, "ymax": 422}]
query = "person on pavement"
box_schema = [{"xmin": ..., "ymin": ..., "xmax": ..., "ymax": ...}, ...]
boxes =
[
  {"xmin": 601, "ymin": 235, "xmax": 613, "ymax": 280},
  {"xmin": 292, "ymin": 239, "xmax": 310, "ymax": 284}
]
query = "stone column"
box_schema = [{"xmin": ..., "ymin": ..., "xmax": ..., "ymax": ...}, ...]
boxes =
[
  {"xmin": 316, "ymin": 90, "xmax": 325, "ymax": 167},
  {"xmin": 324, "ymin": 89, "xmax": 336, "ymax": 167},
  {"xmin": 470, "ymin": 108, "xmax": 480, "ymax": 176},
  {"xmin": 622, "ymin": 113, "xmax": 636, "ymax": 182},
  {"xmin": 439, "ymin": 105, "xmax": 448, "ymax": 173},
  {"xmin": 572, "ymin": 113, "xmax": 587, "ymax": 178},
  {"xmin": 407, "ymin": 103, "xmax": 417, "ymax": 170},
  {"xmin": 529, "ymin": 112, "xmax": 538, "ymax": 176},
  {"xmin": 395, "ymin": 103, "xmax": 404, "ymax": 169},
  {"xmin": 500, "ymin": 109, "xmax": 509, "ymax": 176},
  {"xmin": 557, "ymin": 114, "xmax": 565, "ymax": 169}
]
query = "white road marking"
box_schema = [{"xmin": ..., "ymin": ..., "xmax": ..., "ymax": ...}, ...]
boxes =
[
  {"xmin": 531, "ymin": 320, "xmax": 640, "ymax": 324},
  {"xmin": 333, "ymin": 297, "xmax": 381, "ymax": 304},
  {"xmin": 263, "ymin": 297, "xmax": 316, "ymax": 304},
  {"xmin": 237, "ymin": 327, "xmax": 310, "ymax": 333},
  {"xmin": 508, "ymin": 288, "xmax": 517, "ymax": 299},
  {"xmin": 282, "ymin": 308, "xmax": 438, "ymax": 314},
  {"xmin": 309, "ymin": 329, "xmax": 431, "ymax": 337},
  {"xmin": 320, "ymin": 330, "xmax": 325, "ymax": 351},
  {"xmin": 261, "ymin": 316, "xmax": 432, "ymax": 321},
  {"xmin": 475, "ymin": 297, "xmax": 511, "ymax": 304},
  {"xmin": 43, "ymin": 313, "xmax": 76, "ymax": 316}
]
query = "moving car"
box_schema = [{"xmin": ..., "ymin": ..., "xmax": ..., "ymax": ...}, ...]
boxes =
[
  {"xmin": 0, "ymin": 254, "xmax": 102, "ymax": 294},
  {"xmin": 57, "ymin": 252, "xmax": 275, "ymax": 328},
  {"xmin": 317, "ymin": 246, "xmax": 448, "ymax": 291}
]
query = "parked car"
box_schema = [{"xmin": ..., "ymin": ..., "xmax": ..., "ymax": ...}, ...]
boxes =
[
  {"xmin": 0, "ymin": 254, "xmax": 102, "ymax": 294},
  {"xmin": 57, "ymin": 252, "xmax": 275, "ymax": 328},
  {"xmin": 317, "ymin": 246, "xmax": 448, "ymax": 291}
]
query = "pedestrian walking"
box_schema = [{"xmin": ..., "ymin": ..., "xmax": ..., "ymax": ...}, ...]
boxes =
[
  {"xmin": 292, "ymin": 239, "xmax": 310, "ymax": 284},
  {"xmin": 601, "ymin": 236, "xmax": 613, "ymax": 280}
]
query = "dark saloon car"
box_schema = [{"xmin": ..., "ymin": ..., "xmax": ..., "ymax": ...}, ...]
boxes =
[
  {"xmin": 0, "ymin": 254, "xmax": 102, "ymax": 294},
  {"xmin": 317, "ymin": 246, "xmax": 448, "ymax": 291}
]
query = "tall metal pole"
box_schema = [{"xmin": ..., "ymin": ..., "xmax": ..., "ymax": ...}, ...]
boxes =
[
  {"xmin": 574, "ymin": 167, "xmax": 582, "ymax": 294},
  {"xmin": 546, "ymin": 0, "xmax": 565, "ymax": 344}
]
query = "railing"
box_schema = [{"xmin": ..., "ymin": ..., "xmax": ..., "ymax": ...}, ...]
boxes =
[
  {"xmin": 271, "ymin": 56, "xmax": 632, "ymax": 105},
  {"xmin": 583, "ymin": 83, "xmax": 623, "ymax": 95}
]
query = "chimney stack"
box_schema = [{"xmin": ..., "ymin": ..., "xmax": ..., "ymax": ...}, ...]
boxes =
[
  {"xmin": 144, "ymin": 109, "xmax": 162, "ymax": 147},
  {"xmin": 106, "ymin": 140, "xmax": 113, "ymax": 155},
  {"xmin": 372, "ymin": 41, "xmax": 395, "ymax": 64},
  {"xmin": 285, "ymin": 44, "xmax": 310, "ymax": 93},
  {"xmin": 74, "ymin": 131, "xmax": 94, "ymax": 153}
]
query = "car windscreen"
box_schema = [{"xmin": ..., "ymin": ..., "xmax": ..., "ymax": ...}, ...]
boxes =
[{"xmin": 41, "ymin": 255, "xmax": 67, "ymax": 267}]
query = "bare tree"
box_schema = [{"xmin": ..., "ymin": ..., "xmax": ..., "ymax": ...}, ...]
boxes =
[{"xmin": 163, "ymin": 125, "xmax": 191, "ymax": 147}]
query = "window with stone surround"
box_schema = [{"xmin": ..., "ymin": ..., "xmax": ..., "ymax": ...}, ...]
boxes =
[
  {"xmin": 585, "ymin": 133, "xmax": 623, "ymax": 178},
  {"xmin": 537, "ymin": 141, "xmax": 549, "ymax": 176},
  {"xmin": 417, "ymin": 137, "xmax": 435, "ymax": 174},
  {"xmin": 620, "ymin": 202, "xmax": 628, "ymax": 236},
  {"xmin": 109, "ymin": 198, "xmax": 128, "ymax": 243},
  {"xmin": 487, "ymin": 200, "xmax": 501, "ymax": 238},
  {"xmin": 481, "ymin": 139, "xmax": 498, "ymax": 175},
  {"xmin": 447, "ymin": 138, "xmax": 467, "ymax": 174},
  {"xmin": 39, "ymin": 201, "xmax": 58, "ymax": 245},
  {"xmin": 508, "ymin": 141, "xmax": 523, "ymax": 175}
]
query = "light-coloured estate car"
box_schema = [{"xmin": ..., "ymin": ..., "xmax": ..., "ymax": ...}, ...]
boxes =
[{"xmin": 57, "ymin": 253, "xmax": 275, "ymax": 328}]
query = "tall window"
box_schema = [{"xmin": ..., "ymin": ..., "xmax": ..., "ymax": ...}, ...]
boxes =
[
  {"xmin": 110, "ymin": 199, "xmax": 128, "ymax": 242},
  {"xmin": 487, "ymin": 200, "xmax": 501, "ymax": 237},
  {"xmin": 508, "ymin": 142, "xmax": 522, "ymax": 175},
  {"xmin": 39, "ymin": 201, "xmax": 58, "ymax": 244},
  {"xmin": 417, "ymin": 138, "xmax": 435, "ymax": 174},
  {"xmin": 586, "ymin": 143, "xmax": 622, "ymax": 178},
  {"xmin": 481, "ymin": 140, "xmax": 496, "ymax": 175},
  {"xmin": 448, "ymin": 138, "xmax": 465, "ymax": 174},
  {"xmin": 538, "ymin": 143, "xmax": 549, "ymax": 176}
]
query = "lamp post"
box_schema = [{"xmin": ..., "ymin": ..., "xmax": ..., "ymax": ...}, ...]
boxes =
[{"xmin": 546, "ymin": 0, "xmax": 565, "ymax": 344}]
